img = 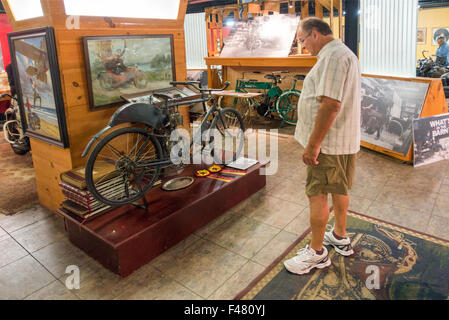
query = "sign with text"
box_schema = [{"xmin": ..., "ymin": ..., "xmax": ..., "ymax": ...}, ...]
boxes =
[{"xmin": 413, "ymin": 113, "xmax": 449, "ymax": 167}]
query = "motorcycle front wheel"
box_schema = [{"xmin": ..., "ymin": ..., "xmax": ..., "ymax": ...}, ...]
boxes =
[
  {"xmin": 208, "ymin": 108, "xmax": 245, "ymax": 165},
  {"xmin": 85, "ymin": 127, "xmax": 162, "ymax": 206},
  {"xmin": 3, "ymin": 120, "xmax": 30, "ymax": 155}
]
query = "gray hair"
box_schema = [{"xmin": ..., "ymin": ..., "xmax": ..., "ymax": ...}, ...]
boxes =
[{"xmin": 300, "ymin": 17, "xmax": 333, "ymax": 36}]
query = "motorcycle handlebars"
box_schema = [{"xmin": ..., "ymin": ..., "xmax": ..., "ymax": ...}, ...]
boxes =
[
  {"xmin": 0, "ymin": 93, "xmax": 15, "ymax": 100},
  {"xmin": 170, "ymin": 81, "xmax": 230, "ymax": 93}
]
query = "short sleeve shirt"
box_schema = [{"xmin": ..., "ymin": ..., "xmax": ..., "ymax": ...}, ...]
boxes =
[
  {"xmin": 436, "ymin": 42, "xmax": 449, "ymax": 67},
  {"xmin": 294, "ymin": 39, "xmax": 361, "ymax": 155}
]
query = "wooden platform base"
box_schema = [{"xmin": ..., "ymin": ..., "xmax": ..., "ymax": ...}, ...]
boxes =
[{"xmin": 60, "ymin": 161, "xmax": 268, "ymax": 277}]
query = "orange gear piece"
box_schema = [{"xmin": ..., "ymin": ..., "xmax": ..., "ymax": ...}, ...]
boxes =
[
  {"xmin": 208, "ymin": 165, "xmax": 222, "ymax": 173},
  {"xmin": 195, "ymin": 169, "xmax": 210, "ymax": 177}
]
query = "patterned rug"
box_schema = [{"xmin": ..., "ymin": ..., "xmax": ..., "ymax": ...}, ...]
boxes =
[
  {"xmin": 0, "ymin": 132, "xmax": 38, "ymax": 215},
  {"xmin": 235, "ymin": 211, "xmax": 449, "ymax": 300}
]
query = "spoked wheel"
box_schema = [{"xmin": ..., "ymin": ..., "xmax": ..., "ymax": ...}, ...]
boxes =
[
  {"xmin": 85, "ymin": 127, "xmax": 162, "ymax": 207},
  {"xmin": 276, "ymin": 90, "xmax": 300, "ymax": 125},
  {"xmin": 208, "ymin": 108, "xmax": 245, "ymax": 165},
  {"xmin": 218, "ymin": 96, "xmax": 253, "ymax": 130},
  {"xmin": 4, "ymin": 120, "xmax": 30, "ymax": 155}
]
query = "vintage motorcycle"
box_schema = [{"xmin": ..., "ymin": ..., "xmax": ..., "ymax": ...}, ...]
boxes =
[
  {"xmin": 0, "ymin": 93, "xmax": 31, "ymax": 155},
  {"xmin": 97, "ymin": 67, "xmax": 148, "ymax": 91}
]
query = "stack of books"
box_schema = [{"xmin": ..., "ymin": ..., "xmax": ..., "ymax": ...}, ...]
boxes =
[{"xmin": 58, "ymin": 164, "xmax": 125, "ymax": 220}]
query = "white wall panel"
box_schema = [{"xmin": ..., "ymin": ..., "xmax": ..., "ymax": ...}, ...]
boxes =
[
  {"xmin": 184, "ymin": 13, "xmax": 208, "ymax": 70},
  {"xmin": 360, "ymin": 0, "xmax": 418, "ymax": 77}
]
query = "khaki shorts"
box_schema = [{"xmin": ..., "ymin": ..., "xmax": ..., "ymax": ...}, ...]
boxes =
[{"xmin": 305, "ymin": 153, "xmax": 357, "ymax": 197}]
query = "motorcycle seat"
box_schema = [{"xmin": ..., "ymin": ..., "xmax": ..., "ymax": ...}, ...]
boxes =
[{"xmin": 294, "ymin": 75, "xmax": 306, "ymax": 80}]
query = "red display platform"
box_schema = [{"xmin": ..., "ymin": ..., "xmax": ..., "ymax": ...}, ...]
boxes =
[{"xmin": 60, "ymin": 160, "xmax": 268, "ymax": 277}]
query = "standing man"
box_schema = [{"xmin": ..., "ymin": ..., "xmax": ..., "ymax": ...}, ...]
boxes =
[
  {"xmin": 284, "ymin": 17, "xmax": 361, "ymax": 275},
  {"xmin": 436, "ymin": 35, "xmax": 449, "ymax": 67}
]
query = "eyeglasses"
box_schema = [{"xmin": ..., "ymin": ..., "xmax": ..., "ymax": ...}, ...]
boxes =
[{"xmin": 298, "ymin": 32, "xmax": 312, "ymax": 44}]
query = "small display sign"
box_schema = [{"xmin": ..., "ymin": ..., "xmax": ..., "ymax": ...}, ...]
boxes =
[{"xmin": 413, "ymin": 113, "xmax": 449, "ymax": 167}]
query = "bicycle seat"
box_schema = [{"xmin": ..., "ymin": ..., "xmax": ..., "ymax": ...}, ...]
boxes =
[
  {"xmin": 264, "ymin": 74, "xmax": 280, "ymax": 80},
  {"xmin": 294, "ymin": 75, "xmax": 306, "ymax": 81}
]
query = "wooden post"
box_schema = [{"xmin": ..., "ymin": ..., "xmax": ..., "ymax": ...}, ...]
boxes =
[
  {"xmin": 288, "ymin": 1, "xmax": 296, "ymax": 14},
  {"xmin": 315, "ymin": 0, "xmax": 323, "ymax": 19},
  {"xmin": 301, "ymin": 0, "xmax": 309, "ymax": 19},
  {"xmin": 339, "ymin": 0, "xmax": 343, "ymax": 40},
  {"xmin": 330, "ymin": 0, "xmax": 334, "ymax": 31}
]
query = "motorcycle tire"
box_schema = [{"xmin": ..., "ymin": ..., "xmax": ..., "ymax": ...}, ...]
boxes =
[
  {"xmin": 444, "ymin": 86, "xmax": 449, "ymax": 99},
  {"xmin": 7, "ymin": 130, "xmax": 30, "ymax": 155},
  {"xmin": 10, "ymin": 141, "xmax": 30, "ymax": 155}
]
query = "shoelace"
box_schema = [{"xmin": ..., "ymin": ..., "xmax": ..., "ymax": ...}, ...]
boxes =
[{"xmin": 295, "ymin": 245, "xmax": 314, "ymax": 261}]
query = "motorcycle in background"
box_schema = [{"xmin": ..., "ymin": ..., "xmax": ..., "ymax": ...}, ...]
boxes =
[
  {"xmin": 417, "ymin": 50, "xmax": 449, "ymax": 99},
  {"xmin": 0, "ymin": 93, "xmax": 31, "ymax": 155}
]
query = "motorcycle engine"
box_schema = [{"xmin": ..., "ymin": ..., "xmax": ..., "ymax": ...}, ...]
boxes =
[{"xmin": 256, "ymin": 102, "xmax": 269, "ymax": 117}]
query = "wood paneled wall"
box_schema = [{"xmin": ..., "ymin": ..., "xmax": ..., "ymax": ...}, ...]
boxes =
[{"xmin": 1, "ymin": 0, "xmax": 189, "ymax": 211}]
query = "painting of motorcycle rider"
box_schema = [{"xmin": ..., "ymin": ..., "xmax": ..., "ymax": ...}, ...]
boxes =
[
  {"xmin": 361, "ymin": 77, "xmax": 429, "ymax": 155},
  {"xmin": 7, "ymin": 27, "xmax": 69, "ymax": 148},
  {"xmin": 84, "ymin": 34, "xmax": 175, "ymax": 109},
  {"xmin": 413, "ymin": 113, "xmax": 449, "ymax": 167}
]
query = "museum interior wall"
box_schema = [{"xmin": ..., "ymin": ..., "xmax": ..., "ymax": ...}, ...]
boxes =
[{"xmin": 417, "ymin": 7, "xmax": 449, "ymax": 59}]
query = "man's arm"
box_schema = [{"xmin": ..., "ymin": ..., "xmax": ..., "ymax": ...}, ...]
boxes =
[{"xmin": 303, "ymin": 96, "xmax": 341, "ymax": 166}]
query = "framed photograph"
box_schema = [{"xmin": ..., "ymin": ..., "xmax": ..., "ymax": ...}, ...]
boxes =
[
  {"xmin": 417, "ymin": 28, "xmax": 426, "ymax": 45},
  {"xmin": 361, "ymin": 77, "xmax": 429, "ymax": 156},
  {"xmin": 83, "ymin": 34, "xmax": 176, "ymax": 109},
  {"xmin": 8, "ymin": 27, "xmax": 69, "ymax": 148},
  {"xmin": 432, "ymin": 27, "xmax": 449, "ymax": 45}
]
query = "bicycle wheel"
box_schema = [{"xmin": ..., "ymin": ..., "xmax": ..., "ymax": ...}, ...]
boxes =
[
  {"xmin": 218, "ymin": 96, "xmax": 252, "ymax": 129},
  {"xmin": 208, "ymin": 108, "xmax": 245, "ymax": 165},
  {"xmin": 275, "ymin": 90, "xmax": 301, "ymax": 125},
  {"xmin": 85, "ymin": 126, "xmax": 162, "ymax": 206}
]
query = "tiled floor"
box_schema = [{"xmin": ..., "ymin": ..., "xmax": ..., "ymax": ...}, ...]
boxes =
[{"xmin": 1, "ymin": 131, "xmax": 449, "ymax": 300}]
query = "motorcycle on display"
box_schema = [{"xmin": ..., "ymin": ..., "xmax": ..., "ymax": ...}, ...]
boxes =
[
  {"xmin": 97, "ymin": 67, "xmax": 148, "ymax": 91},
  {"xmin": 0, "ymin": 93, "xmax": 31, "ymax": 155},
  {"xmin": 417, "ymin": 50, "xmax": 449, "ymax": 98},
  {"xmin": 441, "ymin": 71, "xmax": 449, "ymax": 98}
]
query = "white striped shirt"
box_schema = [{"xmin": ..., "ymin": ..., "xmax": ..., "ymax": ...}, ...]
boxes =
[{"xmin": 294, "ymin": 39, "xmax": 361, "ymax": 155}]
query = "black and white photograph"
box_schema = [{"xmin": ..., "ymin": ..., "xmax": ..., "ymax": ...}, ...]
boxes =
[
  {"xmin": 361, "ymin": 77, "xmax": 429, "ymax": 155},
  {"xmin": 413, "ymin": 113, "xmax": 449, "ymax": 167},
  {"xmin": 220, "ymin": 14, "xmax": 300, "ymax": 58}
]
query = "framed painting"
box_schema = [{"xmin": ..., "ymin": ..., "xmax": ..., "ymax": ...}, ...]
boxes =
[
  {"xmin": 83, "ymin": 34, "xmax": 176, "ymax": 109},
  {"xmin": 8, "ymin": 27, "xmax": 69, "ymax": 148},
  {"xmin": 432, "ymin": 27, "xmax": 449, "ymax": 45},
  {"xmin": 417, "ymin": 28, "xmax": 426, "ymax": 45}
]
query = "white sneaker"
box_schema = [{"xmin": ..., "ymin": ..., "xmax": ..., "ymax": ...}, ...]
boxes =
[
  {"xmin": 323, "ymin": 226, "xmax": 354, "ymax": 256},
  {"xmin": 284, "ymin": 245, "xmax": 331, "ymax": 275}
]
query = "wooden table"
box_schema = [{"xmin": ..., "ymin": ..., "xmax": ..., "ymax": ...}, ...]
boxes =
[{"xmin": 211, "ymin": 90, "xmax": 263, "ymax": 99}]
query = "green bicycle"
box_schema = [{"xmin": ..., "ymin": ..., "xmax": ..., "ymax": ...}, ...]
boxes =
[{"xmin": 218, "ymin": 71, "xmax": 305, "ymax": 127}]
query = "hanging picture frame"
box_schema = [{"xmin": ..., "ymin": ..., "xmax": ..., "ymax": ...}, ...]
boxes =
[
  {"xmin": 432, "ymin": 27, "xmax": 449, "ymax": 45},
  {"xmin": 8, "ymin": 26, "xmax": 69, "ymax": 148},
  {"xmin": 417, "ymin": 27, "xmax": 426, "ymax": 45},
  {"xmin": 83, "ymin": 34, "xmax": 176, "ymax": 109}
]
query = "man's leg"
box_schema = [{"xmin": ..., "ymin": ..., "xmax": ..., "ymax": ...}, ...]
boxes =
[
  {"xmin": 309, "ymin": 193, "xmax": 330, "ymax": 252},
  {"xmin": 331, "ymin": 194, "xmax": 349, "ymax": 238}
]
